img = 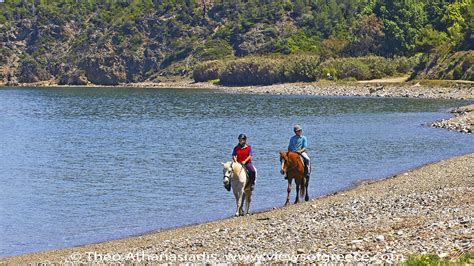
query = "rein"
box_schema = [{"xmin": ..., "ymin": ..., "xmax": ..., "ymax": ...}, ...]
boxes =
[
  {"xmin": 282, "ymin": 152, "xmax": 301, "ymax": 173},
  {"xmin": 225, "ymin": 162, "xmax": 245, "ymax": 180}
]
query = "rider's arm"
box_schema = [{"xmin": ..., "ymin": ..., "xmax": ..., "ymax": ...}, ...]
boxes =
[
  {"xmin": 243, "ymin": 146, "xmax": 253, "ymax": 164},
  {"xmin": 298, "ymin": 136, "xmax": 308, "ymax": 153},
  {"xmin": 232, "ymin": 147, "xmax": 238, "ymax": 162},
  {"xmin": 243, "ymin": 155, "xmax": 251, "ymax": 164}
]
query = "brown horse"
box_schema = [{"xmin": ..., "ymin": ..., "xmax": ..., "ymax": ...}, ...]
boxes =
[{"xmin": 279, "ymin": 151, "xmax": 309, "ymax": 205}]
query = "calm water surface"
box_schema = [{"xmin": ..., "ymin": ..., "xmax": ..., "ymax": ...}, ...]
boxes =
[{"xmin": 0, "ymin": 87, "xmax": 473, "ymax": 256}]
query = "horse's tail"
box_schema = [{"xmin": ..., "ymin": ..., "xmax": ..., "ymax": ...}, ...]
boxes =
[{"xmin": 299, "ymin": 178, "xmax": 306, "ymax": 200}]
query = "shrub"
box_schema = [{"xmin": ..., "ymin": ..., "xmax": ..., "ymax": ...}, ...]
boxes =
[
  {"xmin": 403, "ymin": 254, "xmax": 441, "ymax": 266},
  {"xmin": 360, "ymin": 56, "xmax": 395, "ymax": 78},
  {"xmin": 339, "ymin": 59, "xmax": 371, "ymax": 80},
  {"xmin": 319, "ymin": 58, "xmax": 371, "ymax": 80},
  {"xmin": 282, "ymin": 55, "xmax": 320, "ymax": 82},
  {"xmin": 220, "ymin": 57, "xmax": 284, "ymax": 85},
  {"xmin": 218, "ymin": 54, "xmax": 320, "ymax": 85},
  {"xmin": 321, "ymin": 66, "xmax": 337, "ymax": 80},
  {"xmin": 393, "ymin": 56, "xmax": 419, "ymax": 74},
  {"xmin": 193, "ymin": 60, "xmax": 225, "ymax": 82},
  {"xmin": 319, "ymin": 56, "xmax": 415, "ymax": 80},
  {"xmin": 194, "ymin": 40, "xmax": 234, "ymax": 61},
  {"xmin": 411, "ymin": 50, "xmax": 474, "ymax": 81},
  {"xmin": 195, "ymin": 55, "xmax": 413, "ymax": 85}
]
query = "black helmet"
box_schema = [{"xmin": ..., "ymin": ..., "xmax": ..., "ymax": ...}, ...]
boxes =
[{"xmin": 238, "ymin": 134, "xmax": 247, "ymax": 140}]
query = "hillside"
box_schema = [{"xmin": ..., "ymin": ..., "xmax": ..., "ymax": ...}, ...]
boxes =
[{"xmin": 0, "ymin": 0, "xmax": 472, "ymax": 86}]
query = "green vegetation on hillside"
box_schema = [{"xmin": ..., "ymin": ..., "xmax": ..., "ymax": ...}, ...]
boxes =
[
  {"xmin": 194, "ymin": 55, "xmax": 418, "ymax": 85},
  {"xmin": 0, "ymin": 0, "xmax": 472, "ymax": 85}
]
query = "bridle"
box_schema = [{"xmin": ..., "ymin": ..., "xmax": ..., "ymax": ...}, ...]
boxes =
[
  {"xmin": 281, "ymin": 152, "xmax": 298, "ymax": 173},
  {"xmin": 224, "ymin": 162, "xmax": 245, "ymax": 181},
  {"xmin": 224, "ymin": 162, "xmax": 234, "ymax": 180}
]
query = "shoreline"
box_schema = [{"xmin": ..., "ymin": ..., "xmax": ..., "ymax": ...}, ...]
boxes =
[
  {"xmin": 1, "ymin": 78, "xmax": 473, "ymax": 100},
  {"xmin": 2, "ymin": 152, "xmax": 473, "ymax": 264},
  {"xmin": 1, "ymin": 86, "xmax": 472, "ymax": 263},
  {"xmin": 431, "ymin": 104, "xmax": 473, "ymax": 134}
]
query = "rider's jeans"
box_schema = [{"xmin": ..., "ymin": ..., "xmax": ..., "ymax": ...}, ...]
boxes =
[{"xmin": 300, "ymin": 152, "xmax": 311, "ymax": 176}]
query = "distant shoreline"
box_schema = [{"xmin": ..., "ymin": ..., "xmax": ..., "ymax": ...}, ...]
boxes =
[{"xmin": 1, "ymin": 78, "xmax": 473, "ymax": 100}]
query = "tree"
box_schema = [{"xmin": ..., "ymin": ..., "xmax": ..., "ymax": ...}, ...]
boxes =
[
  {"xmin": 442, "ymin": 0, "xmax": 471, "ymax": 47},
  {"xmin": 348, "ymin": 14, "xmax": 385, "ymax": 56},
  {"xmin": 415, "ymin": 26, "xmax": 450, "ymax": 52},
  {"xmin": 375, "ymin": 0, "xmax": 427, "ymax": 55}
]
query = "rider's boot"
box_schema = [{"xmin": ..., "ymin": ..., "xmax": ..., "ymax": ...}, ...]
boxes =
[
  {"xmin": 250, "ymin": 174, "xmax": 255, "ymax": 191},
  {"xmin": 304, "ymin": 163, "xmax": 310, "ymax": 179}
]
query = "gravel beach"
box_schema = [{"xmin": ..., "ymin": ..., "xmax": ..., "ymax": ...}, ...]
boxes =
[
  {"xmin": 431, "ymin": 104, "xmax": 473, "ymax": 134},
  {"xmin": 1, "ymin": 80, "xmax": 472, "ymax": 264},
  {"xmin": 216, "ymin": 82, "xmax": 473, "ymax": 100},
  {"xmin": 6, "ymin": 79, "xmax": 473, "ymax": 100},
  {"xmin": 2, "ymin": 154, "xmax": 472, "ymax": 264}
]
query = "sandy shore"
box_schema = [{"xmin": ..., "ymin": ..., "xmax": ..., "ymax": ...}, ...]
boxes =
[
  {"xmin": 3, "ymin": 78, "xmax": 473, "ymax": 99},
  {"xmin": 2, "ymin": 153, "xmax": 472, "ymax": 264}
]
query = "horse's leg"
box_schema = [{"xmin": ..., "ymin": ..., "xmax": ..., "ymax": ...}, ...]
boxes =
[
  {"xmin": 235, "ymin": 185, "xmax": 245, "ymax": 216},
  {"xmin": 240, "ymin": 191, "xmax": 245, "ymax": 216},
  {"xmin": 245, "ymin": 189, "xmax": 251, "ymax": 215},
  {"xmin": 294, "ymin": 178, "xmax": 300, "ymax": 204},
  {"xmin": 305, "ymin": 176, "xmax": 310, "ymax": 201},
  {"xmin": 233, "ymin": 185, "xmax": 240, "ymax": 217},
  {"xmin": 285, "ymin": 178, "xmax": 291, "ymax": 206}
]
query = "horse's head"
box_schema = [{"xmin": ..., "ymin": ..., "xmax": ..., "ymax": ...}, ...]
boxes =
[
  {"xmin": 279, "ymin": 151, "xmax": 289, "ymax": 175},
  {"xmin": 222, "ymin": 162, "xmax": 233, "ymax": 189}
]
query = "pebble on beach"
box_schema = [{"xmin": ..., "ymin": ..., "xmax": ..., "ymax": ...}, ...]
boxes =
[{"xmin": 2, "ymin": 154, "xmax": 473, "ymax": 264}]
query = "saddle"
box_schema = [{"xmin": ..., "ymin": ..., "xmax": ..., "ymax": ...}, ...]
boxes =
[
  {"xmin": 241, "ymin": 164, "xmax": 252, "ymax": 189},
  {"xmin": 291, "ymin": 152, "xmax": 305, "ymax": 166},
  {"xmin": 241, "ymin": 164, "xmax": 250, "ymax": 177}
]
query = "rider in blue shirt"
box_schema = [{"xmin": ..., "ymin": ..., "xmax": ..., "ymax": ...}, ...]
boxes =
[{"xmin": 287, "ymin": 124, "xmax": 311, "ymax": 179}]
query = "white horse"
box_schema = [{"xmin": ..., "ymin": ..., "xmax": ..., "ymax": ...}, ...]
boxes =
[{"xmin": 222, "ymin": 161, "xmax": 254, "ymax": 216}]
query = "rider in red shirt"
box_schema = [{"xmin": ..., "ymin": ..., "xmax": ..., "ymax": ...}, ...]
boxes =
[{"xmin": 232, "ymin": 134, "xmax": 256, "ymax": 191}]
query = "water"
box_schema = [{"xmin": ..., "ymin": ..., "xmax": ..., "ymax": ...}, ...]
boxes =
[{"xmin": 0, "ymin": 87, "xmax": 472, "ymax": 257}]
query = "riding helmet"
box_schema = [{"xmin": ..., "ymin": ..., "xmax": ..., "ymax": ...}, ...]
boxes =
[{"xmin": 238, "ymin": 134, "xmax": 247, "ymax": 140}]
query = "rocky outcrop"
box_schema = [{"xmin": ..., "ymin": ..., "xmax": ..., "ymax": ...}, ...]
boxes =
[
  {"xmin": 78, "ymin": 57, "xmax": 125, "ymax": 86},
  {"xmin": 58, "ymin": 70, "xmax": 88, "ymax": 85},
  {"xmin": 17, "ymin": 58, "xmax": 51, "ymax": 83},
  {"xmin": 431, "ymin": 105, "xmax": 473, "ymax": 134},
  {"xmin": 413, "ymin": 50, "xmax": 474, "ymax": 81},
  {"xmin": 236, "ymin": 24, "xmax": 277, "ymax": 56}
]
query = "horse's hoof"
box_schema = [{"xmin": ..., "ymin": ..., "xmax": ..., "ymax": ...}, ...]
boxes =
[{"xmin": 305, "ymin": 196, "xmax": 309, "ymax": 201}]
